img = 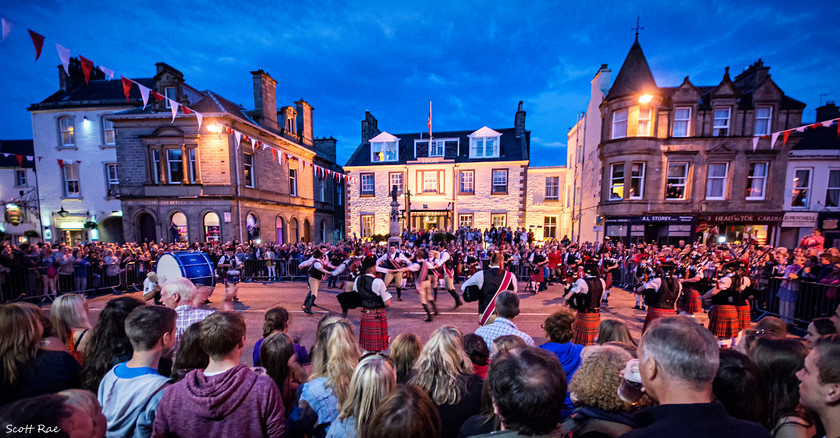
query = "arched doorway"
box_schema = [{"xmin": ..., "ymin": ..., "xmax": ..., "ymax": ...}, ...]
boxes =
[
  {"xmin": 138, "ymin": 213, "xmax": 156, "ymax": 243},
  {"xmin": 276, "ymin": 216, "xmax": 285, "ymax": 244},
  {"xmin": 303, "ymin": 219, "xmax": 311, "ymax": 243},
  {"xmin": 320, "ymin": 220, "xmax": 326, "ymax": 243},
  {"xmin": 170, "ymin": 212, "xmax": 188, "ymax": 242},
  {"xmin": 290, "ymin": 218, "xmax": 299, "ymax": 243},
  {"xmin": 204, "ymin": 212, "xmax": 221, "ymax": 242},
  {"xmin": 246, "ymin": 213, "xmax": 260, "ymax": 241}
]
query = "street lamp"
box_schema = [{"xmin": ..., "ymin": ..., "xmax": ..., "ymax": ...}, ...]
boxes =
[{"xmin": 57, "ymin": 206, "xmax": 69, "ymax": 218}]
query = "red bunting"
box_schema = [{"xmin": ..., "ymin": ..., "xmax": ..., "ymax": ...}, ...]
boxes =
[
  {"xmin": 182, "ymin": 106, "xmax": 191, "ymax": 114},
  {"xmin": 16, "ymin": 155, "xmax": 22, "ymax": 166},
  {"xmin": 783, "ymin": 130, "xmax": 791, "ymax": 146},
  {"xmin": 28, "ymin": 29, "xmax": 44, "ymax": 61},
  {"xmin": 272, "ymin": 149, "xmax": 276, "ymax": 162},
  {"xmin": 121, "ymin": 76, "xmax": 133, "ymax": 102},
  {"xmin": 837, "ymin": 121, "xmax": 840, "ymax": 137},
  {"xmin": 37, "ymin": 156, "xmax": 43, "ymax": 162},
  {"xmin": 151, "ymin": 91, "xmax": 165, "ymax": 101},
  {"xmin": 79, "ymin": 55, "xmax": 94, "ymax": 85},
  {"xmin": 57, "ymin": 159, "xmax": 64, "ymax": 167}
]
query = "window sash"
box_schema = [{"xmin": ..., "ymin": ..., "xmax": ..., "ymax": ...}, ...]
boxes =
[
  {"xmin": 460, "ymin": 171, "xmax": 474, "ymax": 193},
  {"xmin": 372, "ymin": 141, "xmax": 398, "ymax": 162},
  {"xmin": 423, "ymin": 171, "xmax": 438, "ymax": 193},
  {"xmin": 188, "ymin": 149, "xmax": 196, "ymax": 184},
  {"xmin": 612, "ymin": 110, "xmax": 628, "ymax": 139},
  {"xmin": 243, "ymin": 153, "xmax": 254, "ymax": 188},
  {"xmin": 492, "ymin": 170, "xmax": 508, "ymax": 193},
  {"xmin": 713, "ymin": 108, "xmax": 730, "ymax": 136},
  {"xmin": 666, "ymin": 163, "xmax": 688, "ymax": 199},
  {"xmin": 746, "ymin": 162, "xmax": 768, "ymax": 200},
  {"xmin": 459, "ymin": 214, "xmax": 473, "ymax": 228},
  {"xmin": 630, "ymin": 163, "xmax": 645, "ymax": 199},
  {"xmin": 792, "ymin": 169, "xmax": 811, "ymax": 208},
  {"xmin": 755, "ymin": 107, "xmax": 772, "ymax": 136},
  {"xmin": 429, "ymin": 140, "xmax": 445, "ymax": 157},
  {"xmin": 361, "ymin": 215, "xmax": 374, "ymax": 238},
  {"xmin": 610, "ymin": 164, "xmax": 624, "ymax": 200},
  {"xmin": 59, "ymin": 117, "xmax": 75, "ymax": 146},
  {"xmin": 152, "ymin": 149, "xmax": 161, "ymax": 184},
  {"xmin": 167, "ymin": 149, "xmax": 184, "ymax": 184},
  {"xmin": 706, "ymin": 163, "xmax": 729, "ymax": 199},
  {"xmin": 544, "ymin": 216, "xmax": 558, "ymax": 238},
  {"xmin": 545, "ymin": 176, "xmax": 559, "ymax": 200},
  {"xmin": 491, "ymin": 214, "xmax": 506, "ymax": 227},
  {"xmin": 64, "ymin": 164, "xmax": 80, "ymax": 197},
  {"xmin": 15, "ymin": 170, "xmax": 26, "ymax": 186},
  {"xmin": 826, "ymin": 170, "xmax": 840, "ymax": 208},
  {"xmin": 360, "ymin": 174, "xmax": 374, "ymax": 195},
  {"xmin": 673, "ymin": 108, "xmax": 691, "ymax": 137},
  {"xmin": 390, "ymin": 173, "xmax": 403, "ymax": 194},
  {"xmin": 164, "ymin": 87, "xmax": 176, "ymax": 108},
  {"xmin": 103, "ymin": 117, "xmax": 116, "ymax": 145},
  {"xmin": 290, "ymin": 169, "xmax": 298, "ymax": 197},
  {"xmin": 638, "ymin": 108, "xmax": 651, "ymax": 136},
  {"xmin": 106, "ymin": 164, "xmax": 119, "ymax": 188}
]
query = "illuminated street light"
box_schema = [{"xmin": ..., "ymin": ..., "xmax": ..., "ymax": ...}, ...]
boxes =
[{"xmin": 638, "ymin": 94, "xmax": 653, "ymax": 104}]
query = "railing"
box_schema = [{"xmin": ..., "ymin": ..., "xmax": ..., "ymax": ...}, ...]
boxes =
[{"xmin": 753, "ymin": 276, "xmax": 839, "ymax": 327}]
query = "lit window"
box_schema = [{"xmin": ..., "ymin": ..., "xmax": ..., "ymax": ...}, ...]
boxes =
[
  {"xmin": 673, "ymin": 108, "xmax": 691, "ymax": 137},
  {"xmin": 755, "ymin": 107, "xmax": 772, "ymax": 136},
  {"xmin": 360, "ymin": 173, "xmax": 374, "ymax": 196},
  {"xmin": 544, "ymin": 216, "xmax": 558, "ymax": 239},
  {"xmin": 460, "ymin": 170, "xmax": 474, "ymax": 194},
  {"xmin": 423, "ymin": 171, "xmax": 438, "ymax": 193},
  {"xmin": 492, "ymin": 169, "xmax": 508, "ymax": 194},
  {"xmin": 545, "ymin": 176, "xmax": 559, "ymax": 200},
  {"xmin": 59, "ymin": 116, "xmax": 75, "ymax": 146},
  {"xmin": 459, "ymin": 214, "xmax": 473, "ymax": 228},
  {"xmin": 390, "ymin": 173, "xmax": 403, "ymax": 194},
  {"xmin": 630, "ymin": 163, "xmax": 645, "ymax": 199},
  {"xmin": 243, "ymin": 153, "xmax": 255, "ymax": 188},
  {"xmin": 204, "ymin": 212, "xmax": 221, "ymax": 242},
  {"xmin": 167, "ymin": 149, "xmax": 183, "ymax": 184},
  {"xmin": 638, "ymin": 108, "xmax": 651, "ymax": 136},
  {"xmin": 713, "ymin": 108, "xmax": 730, "ymax": 136},
  {"xmin": 102, "ymin": 117, "xmax": 115, "ymax": 145},
  {"xmin": 745, "ymin": 162, "xmax": 768, "ymax": 200},
  {"xmin": 706, "ymin": 163, "xmax": 729, "ymax": 200},
  {"xmin": 63, "ymin": 163, "xmax": 80, "ymax": 198},
  {"xmin": 491, "ymin": 214, "xmax": 506, "ymax": 228},
  {"xmin": 371, "ymin": 140, "xmax": 398, "ymax": 162},
  {"xmin": 792, "ymin": 169, "xmax": 811, "ymax": 208},
  {"xmin": 106, "ymin": 164, "xmax": 119, "ymax": 194},
  {"xmin": 826, "ymin": 170, "xmax": 840, "ymax": 208},
  {"xmin": 612, "ymin": 109, "xmax": 628, "ymax": 139},
  {"xmin": 15, "ymin": 169, "xmax": 27, "ymax": 186},
  {"xmin": 666, "ymin": 163, "xmax": 688, "ymax": 200},
  {"xmin": 290, "ymin": 168, "xmax": 298, "ymax": 197},
  {"xmin": 361, "ymin": 215, "xmax": 374, "ymax": 238},
  {"xmin": 171, "ymin": 212, "xmax": 188, "ymax": 242},
  {"xmin": 610, "ymin": 164, "xmax": 624, "ymax": 200}
]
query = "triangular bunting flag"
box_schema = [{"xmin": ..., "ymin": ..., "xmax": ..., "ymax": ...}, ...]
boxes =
[
  {"xmin": 810, "ymin": 123, "xmax": 821, "ymax": 129},
  {"xmin": 37, "ymin": 156, "xmax": 43, "ymax": 162},
  {"xmin": 795, "ymin": 126, "xmax": 806, "ymax": 133},
  {"xmin": 770, "ymin": 132, "xmax": 780, "ymax": 150},
  {"xmin": 16, "ymin": 155, "xmax": 22, "ymax": 166},
  {"xmin": 822, "ymin": 120, "xmax": 833, "ymax": 128},
  {"xmin": 298, "ymin": 158, "xmax": 303, "ymax": 174},
  {"xmin": 783, "ymin": 130, "xmax": 791, "ymax": 145},
  {"xmin": 837, "ymin": 121, "xmax": 840, "ymax": 137},
  {"xmin": 182, "ymin": 106, "xmax": 192, "ymax": 115},
  {"xmin": 2, "ymin": 153, "xmax": 9, "ymax": 158},
  {"xmin": 57, "ymin": 159, "xmax": 64, "ymax": 167},
  {"xmin": 195, "ymin": 112, "xmax": 203, "ymax": 130},
  {"xmin": 56, "ymin": 44, "xmax": 71, "ymax": 75},
  {"xmin": 137, "ymin": 83, "xmax": 151, "ymax": 109},
  {"xmin": 250, "ymin": 138, "xmax": 257, "ymax": 150},
  {"xmin": 169, "ymin": 99, "xmax": 179, "ymax": 123},
  {"xmin": 233, "ymin": 131, "xmax": 242, "ymax": 149},
  {"xmin": 121, "ymin": 76, "xmax": 133, "ymax": 102},
  {"xmin": 1, "ymin": 17, "xmax": 13, "ymax": 42},
  {"xmin": 76, "ymin": 160, "xmax": 81, "ymax": 164},
  {"xmin": 100, "ymin": 65, "xmax": 114, "ymax": 80},
  {"xmin": 151, "ymin": 91, "xmax": 165, "ymax": 101},
  {"xmin": 28, "ymin": 30, "xmax": 44, "ymax": 61},
  {"xmin": 752, "ymin": 136, "xmax": 760, "ymax": 152},
  {"xmin": 79, "ymin": 56, "xmax": 94, "ymax": 85},
  {"xmin": 272, "ymin": 149, "xmax": 277, "ymax": 162}
]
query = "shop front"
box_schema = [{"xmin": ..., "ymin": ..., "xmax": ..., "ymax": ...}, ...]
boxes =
[
  {"xmin": 779, "ymin": 212, "xmax": 819, "ymax": 250},
  {"xmin": 818, "ymin": 212, "xmax": 840, "ymax": 249},
  {"xmin": 697, "ymin": 213, "xmax": 783, "ymax": 246},
  {"xmin": 604, "ymin": 215, "xmax": 695, "ymax": 246}
]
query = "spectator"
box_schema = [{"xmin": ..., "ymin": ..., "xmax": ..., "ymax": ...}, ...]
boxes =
[
  {"xmin": 367, "ymin": 385, "xmax": 442, "ymax": 438},
  {"xmin": 463, "ymin": 334, "xmax": 490, "ymax": 379},
  {"xmin": 490, "ymin": 335, "xmax": 527, "ymax": 361},
  {"xmin": 804, "ymin": 317, "xmax": 837, "ymax": 349},
  {"xmin": 253, "ymin": 307, "xmax": 309, "ymax": 367},
  {"xmin": 51, "ymin": 293, "xmax": 93, "ymax": 364},
  {"xmin": 60, "ymin": 389, "xmax": 108, "ymax": 438},
  {"xmin": 539, "ymin": 307, "xmax": 584, "ymax": 418},
  {"xmin": 0, "ymin": 303, "xmax": 81, "ymax": 405},
  {"xmin": 390, "ymin": 333, "xmax": 422, "ymax": 383},
  {"xmin": 160, "ymin": 277, "xmax": 231, "ymax": 353},
  {"xmin": 153, "ymin": 312, "xmax": 285, "ymax": 437},
  {"xmin": 474, "ymin": 291, "xmax": 535, "ymax": 350},
  {"xmin": 596, "ymin": 319, "xmax": 638, "ymax": 348},
  {"xmin": 831, "ymin": 303, "xmax": 840, "ymax": 332},
  {"xmin": 796, "ymin": 335, "xmax": 840, "ymax": 438},
  {"xmin": 35, "ymin": 303, "xmax": 69, "ymax": 352},
  {"xmin": 170, "ymin": 321, "xmax": 208, "ymax": 382},
  {"xmin": 81, "ymin": 297, "xmax": 145, "ymax": 393},
  {"xmin": 408, "ymin": 325, "xmax": 483, "ymax": 438},
  {"xmin": 97, "ymin": 305, "xmax": 176, "ymax": 437},
  {"xmin": 756, "ymin": 316, "xmax": 789, "ymax": 339},
  {"xmin": 327, "ymin": 354, "xmax": 397, "ymax": 438},
  {"xmin": 713, "ymin": 348, "xmax": 765, "ymax": 424},
  {"xmin": 620, "ymin": 316, "xmax": 771, "ymax": 438},
  {"xmin": 777, "ymin": 255, "xmax": 805, "ymax": 325},
  {"xmin": 0, "ymin": 391, "xmax": 105, "ymax": 438},
  {"xmin": 261, "ymin": 332, "xmax": 308, "ymax": 412}
]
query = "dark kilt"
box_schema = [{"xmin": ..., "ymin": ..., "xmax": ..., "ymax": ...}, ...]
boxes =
[
  {"xmin": 708, "ymin": 305, "xmax": 740, "ymax": 339},
  {"xmin": 360, "ymin": 308, "xmax": 389, "ymax": 352},
  {"xmin": 530, "ymin": 269, "xmax": 544, "ymax": 283},
  {"xmin": 678, "ymin": 289, "xmax": 703, "ymax": 314},
  {"xmin": 736, "ymin": 304, "xmax": 751, "ymax": 330},
  {"xmin": 643, "ymin": 307, "xmax": 676, "ymax": 333},
  {"xmin": 573, "ymin": 311, "xmax": 600, "ymax": 346}
]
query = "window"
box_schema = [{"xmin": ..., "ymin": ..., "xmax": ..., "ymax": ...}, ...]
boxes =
[
  {"xmin": 491, "ymin": 214, "xmax": 506, "ymax": 228},
  {"xmin": 460, "ymin": 170, "xmax": 474, "ymax": 194},
  {"xmin": 755, "ymin": 106, "xmax": 772, "ymax": 136},
  {"xmin": 188, "ymin": 149, "xmax": 196, "ymax": 183},
  {"xmin": 429, "ymin": 140, "xmax": 445, "ymax": 157},
  {"xmin": 630, "ymin": 163, "xmax": 645, "ymax": 199},
  {"xmin": 105, "ymin": 164, "xmax": 119, "ymax": 194},
  {"xmin": 673, "ymin": 108, "xmax": 691, "ymax": 137},
  {"xmin": 361, "ymin": 215, "xmax": 374, "ymax": 238},
  {"xmin": 360, "ymin": 173, "xmax": 374, "ymax": 196},
  {"xmin": 713, "ymin": 108, "xmax": 730, "ymax": 136},
  {"xmin": 102, "ymin": 117, "xmax": 115, "ymax": 145},
  {"xmin": 612, "ymin": 109, "xmax": 628, "ymax": 139},
  {"xmin": 164, "ymin": 87, "xmax": 176, "ymax": 108},
  {"xmin": 459, "ymin": 214, "xmax": 473, "ymax": 228},
  {"xmin": 666, "ymin": 162, "xmax": 688, "ymax": 200},
  {"xmin": 468, "ymin": 136, "xmax": 499, "ymax": 159},
  {"xmin": 151, "ymin": 149, "xmax": 161, "ymax": 183},
  {"xmin": 609, "ymin": 164, "xmax": 624, "ymax": 200},
  {"xmin": 389, "ymin": 172, "xmax": 403, "ymax": 195},
  {"xmin": 63, "ymin": 163, "xmax": 80, "ymax": 198},
  {"xmin": 492, "ymin": 169, "xmax": 508, "ymax": 194},
  {"xmin": 243, "ymin": 153, "xmax": 255, "ymax": 188},
  {"xmin": 167, "ymin": 149, "xmax": 184, "ymax": 184},
  {"xmin": 545, "ymin": 176, "xmax": 560, "ymax": 200},
  {"xmin": 171, "ymin": 212, "xmax": 189, "ymax": 242},
  {"xmin": 544, "ymin": 216, "xmax": 558, "ymax": 239},
  {"xmin": 792, "ymin": 169, "xmax": 811, "ymax": 208},
  {"xmin": 337, "ymin": 184, "xmax": 343, "ymax": 206},
  {"xmin": 422, "ymin": 171, "xmax": 439, "ymax": 193},
  {"xmin": 826, "ymin": 170, "xmax": 840, "ymax": 208},
  {"xmin": 705, "ymin": 162, "xmax": 729, "ymax": 200},
  {"xmin": 204, "ymin": 212, "xmax": 221, "ymax": 242},
  {"xmin": 289, "ymin": 168, "xmax": 298, "ymax": 197},
  {"xmin": 59, "ymin": 116, "xmax": 75, "ymax": 146},
  {"xmin": 371, "ymin": 140, "xmax": 398, "ymax": 162},
  {"xmin": 14, "ymin": 169, "xmax": 26, "ymax": 186},
  {"xmin": 638, "ymin": 108, "xmax": 651, "ymax": 136},
  {"xmin": 745, "ymin": 162, "xmax": 768, "ymax": 200},
  {"xmin": 320, "ymin": 178, "xmax": 326, "ymax": 202}
]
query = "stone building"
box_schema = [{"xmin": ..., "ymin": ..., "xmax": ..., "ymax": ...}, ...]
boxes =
[
  {"xmin": 588, "ymin": 36, "xmax": 805, "ymax": 246},
  {"xmin": 112, "ymin": 63, "xmax": 343, "ymax": 244},
  {"xmin": 525, "ymin": 166, "xmax": 569, "ymax": 242},
  {"xmin": 0, "ymin": 139, "xmax": 39, "ymax": 244}
]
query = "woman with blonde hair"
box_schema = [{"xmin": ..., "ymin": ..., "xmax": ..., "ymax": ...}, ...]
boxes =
[
  {"xmin": 326, "ymin": 354, "xmax": 397, "ymax": 437},
  {"xmin": 407, "ymin": 325, "xmax": 482, "ymax": 438},
  {"xmin": 51, "ymin": 293, "xmax": 93, "ymax": 364},
  {"xmin": 390, "ymin": 333, "xmax": 422, "ymax": 383},
  {"xmin": 596, "ymin": 319, "xmax": 638, "ymax": 347},
  {"xmin": 291, "ymin": 317, "xmax": 360, "ymax": 436}
]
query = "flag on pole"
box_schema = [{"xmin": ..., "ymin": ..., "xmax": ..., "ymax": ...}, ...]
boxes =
[{"xmin": 427, "ymin": 101, "xmax": 433, "ymax": 142}]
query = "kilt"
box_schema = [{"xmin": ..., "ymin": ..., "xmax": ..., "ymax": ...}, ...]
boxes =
[
  {"xmin": 573, "ymin": 311, "xmax": 600, "ymax": 346},
  {"xmin": 736, "ymin": 304, "xmax": 751, "ymax": 330},
  {"xmin": 708, "ymin": 305, "xmax": 740, "ymax": 339},
  {"xmin": 678, "ymin": 289, "xmax": 703, "ymax": 314},
  {"xmin": 530, "ymin": 269, "xmax": 544, "ymax": 282},
  {"xmin": 360, "ymin": 308, "xmax": 389, "ymax": 352},
  {"xmin": 643, "ymin": 307, "xmax": 677, "ymax": 333}
]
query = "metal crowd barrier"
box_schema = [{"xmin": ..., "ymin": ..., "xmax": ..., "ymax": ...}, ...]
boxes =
[
  {"xmin": 753, "ymin": 276, "xmax": 840, "ymax": 326},
  {"xmin": 0, "ymin": 261, "xmax": 149, "ymax": 303}
]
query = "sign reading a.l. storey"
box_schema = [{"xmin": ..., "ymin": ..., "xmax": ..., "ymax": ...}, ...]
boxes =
[
  {"xmin": 781, "ymin": 212, "xmax": 818, "ymax": 228},
  {"xmin": 638, "ymin": 215, "xmax": 694, "ymax": 223},
  {"xmin": 702, "ymin": 214, "xmax": 784, "ymax": 224}
]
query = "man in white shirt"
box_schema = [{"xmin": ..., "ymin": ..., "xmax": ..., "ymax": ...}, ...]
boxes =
[
  {"xmin": 376, "ymin": 244, "xmax": 410, "ymax": 301},
  {"xmin": 355, "ymin": 257, "xmax": 392, "ymax": 353}
]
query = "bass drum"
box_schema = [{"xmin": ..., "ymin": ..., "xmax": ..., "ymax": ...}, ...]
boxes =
[{"xmin": 156, "ymin": 251, "xmax": 217, "ymax": 287}]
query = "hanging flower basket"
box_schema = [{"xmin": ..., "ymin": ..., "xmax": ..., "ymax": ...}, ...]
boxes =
[{"xmin": 83, "ymin": 220, "xmax": 99, "ymax": 230}]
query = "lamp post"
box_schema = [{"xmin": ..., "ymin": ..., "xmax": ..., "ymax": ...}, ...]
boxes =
[{"xmin": 404, "ymin": 189, "xmax": 412, "ymax": 231}]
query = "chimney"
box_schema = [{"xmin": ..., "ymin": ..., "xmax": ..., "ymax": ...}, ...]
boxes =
[
  {"xmin": 251, "ymin": 69, "xmax": 278, "ymax": 132},
  {"xmin": 58, "ymin": 58, "xmax": 86, "ymax": 92},
  {"xmin": 314, "ymin": 137, "xmax": 337, "ymax": 163},
  {"xmin": 515, "ymin": 101, "xmax": 526, "ymax": 138},
  {"xmin": 361, "ymin": 111, "xmax": 379, "ymax": 144},
  {"xmin": 816, "ymin": 101, "xmax": 839, "ymax": 123},
  {"xmin": 594, "ymin": 64, "xmax": 612, "ymax": 97},
  {"xmin": 295, "ymin": 99, "xmax": 314, "ymax": 146}
]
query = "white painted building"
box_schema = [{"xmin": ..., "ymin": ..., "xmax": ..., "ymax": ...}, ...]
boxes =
[
  {"xmin": 0, "ymin": 140, "xmax": 40, "ymax": 244},
  {"xmin": 525, "ymin": 166, "xmax": 569, "ymax": 242}
]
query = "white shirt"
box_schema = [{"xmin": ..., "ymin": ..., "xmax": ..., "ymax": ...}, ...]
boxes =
[
  {"xmin": 354, "ymin": 274, "xmax": 392, "ymax": 303},
  {"xmin": 461, "ymin": 266, "xmax": 519, "ymax": 293},
  {"xmin": 569, "ymin": 277, "xmax": 607, "ymax": 295},
  {"xmin": 642, "ymin": 277, "xmax": 682, "ymax": 294},
  {"xmin": 375, "ymin": 251, "xmax": 411, "ymax": 273}
]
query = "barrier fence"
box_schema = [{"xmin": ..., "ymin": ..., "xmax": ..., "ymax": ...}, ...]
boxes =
[{"xmin": 753, "ymin": 276, "xmax": 840, "ymax": 327}]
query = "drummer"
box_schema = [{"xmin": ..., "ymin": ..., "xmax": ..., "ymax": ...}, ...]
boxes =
[{"xmin": 214, "ymin": 246, "xmax": 241, "ymax": 304}]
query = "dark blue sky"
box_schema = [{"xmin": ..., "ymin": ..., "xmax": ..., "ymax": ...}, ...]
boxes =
[{"xmin": 1, "ymin": 0, "xmax": 838, "ymax": 166}]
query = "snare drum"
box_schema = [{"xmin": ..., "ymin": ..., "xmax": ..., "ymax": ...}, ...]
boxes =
[
  {"xmin": 156, "ymin": 252, "xmax": 217, "ymax": 287},
  {"xmin": 226, "ymin": 269, "xmax": 241, "ymax": 284}
]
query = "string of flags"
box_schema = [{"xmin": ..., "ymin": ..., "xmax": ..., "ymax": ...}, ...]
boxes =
[
  {"xmin": 752, "ymin": 117, "xmax": 840, "ymax": 151},
  {"xmin": 1, "ymin": 14, "xmax": 357, "ymax": 184}
]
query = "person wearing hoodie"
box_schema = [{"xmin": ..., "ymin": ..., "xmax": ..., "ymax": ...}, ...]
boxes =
[
  {"xmin": 539, "ymin": 307, "xmax": 585, "ymax": 418},
  {"xmin": 152, "ymin": 312, "xmax": 285, "ymax": 438},
  {"xmin": 98, "ymin": 306, "xmax": 176, "ymax": 438}
]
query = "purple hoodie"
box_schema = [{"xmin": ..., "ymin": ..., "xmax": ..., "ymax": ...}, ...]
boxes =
[{"xmin": 152, "ymin": 364, "xmax": 285, "ymax": 438}]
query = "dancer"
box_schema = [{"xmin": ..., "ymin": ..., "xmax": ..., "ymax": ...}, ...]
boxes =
[
  {"xmin": 563, "ymin": 257, "xmax": 605, "ymax": 346},
  {"xmin": 406, "ymin": 248, "xmax": 437, "ymax": 322},
  {"xmin": 435, "ymin": 244, "xmax": 463, "ymax": 309},
  {"xmin": 298, "ymin": 249, "xmax": 334, "ymax": 315},
  {"xmin": 355, "ymin": 257, "xmax": 392, "ymax": 353},
  {"xmin": 376, "ymin": 243, "xmax": 410, "ymax": 301}
]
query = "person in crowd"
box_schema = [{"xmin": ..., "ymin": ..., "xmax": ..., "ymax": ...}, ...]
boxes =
[
  {"xmin": 596, "ymin": 319, "xmax": 638, "ymax": 348},
  {"xmin": 60, "ymin": 389, "xmax": 108, "ymax": 438},
  {"xmin": 97, "ymin": 305, "xmax": 176, "ymax": 437},
  {"xmin": 153, "ymin": 312, "xmax": 285, "ymax": 437},
  {"xmin": 756, "ymin": 316, "xmax": 789, "ymax": 338},
  {"xmin": 366, "ymin": 384, "xmax": 442, "ymax": 438},
  {"xmin": 750, "ymin": 337, "xmax": 815, "ymax": 438},
  {"xmin": 253, "ymin": 307, "xmax": 309, "ymax": 367},
  {"xmin": 475, "ymin": 291, "xmax": 535, "ymax": 349},
  {"xmin": 0, "ymin": 303, "xmax": 82, "ymax": 405},
  {"xmin": 831, "ymin": 303, "xmax": 840, "ymax": 331},
  {"xmin": 290, "ymin": 317, "xmax": 360, "ymax": 437},
  {"xmin": 636, "ymin": 262, "xmax": 681, "ymax": 333},
  {"xmin": 160, "ymin": 277, "xmax": 232, "ymax": 353},
  {"xmin": 490, "ymin": 335, "xmax": 527, "ymax": 361},
  {"xmin": 0, "ymin": 391, "xmax": 106, "ymax": 438},
  {"xmin": 563, "ymin": 257, "xmax": 606, "ymax": 346},
  {"xmin": 170, "ymin": 321, "xmax": 208, "ymax": 382},
  {"xmin": 261, "ymin": 332, "xmax": 308, "ymax": 412},
  {"xmin": 408, "ymin": 325, "xmax": 483, "ymax": 438},
  {"xmin": 563, "ymin": 344, "xmax": 651, "ymax": 437},
  {"xmin": 355, "ymin": 256, "xmax": 392, "ymax": 353},
  {"xmin": 539, "ymin": 307, "xmax": 584, "ymax": 418},
  {"xmin": 463, "ymin": 334, "xmax": 490, "ymax": 379},
  {"xmin": 796, "ymin": 335, "xmax": 840, "ymax": 438},
  {"xmin": 327, "ymin": 354, "xmax": 397, "ymax": 438},
  {"xmin": 51, "ymin": 293, "xmax": 93, "ymax": 364},
  {"xmin": 713, "ymin": 348, "xmax": 765, "ymax": 424},
  {"xmin": 799, "ymin": 229, "xmax": 824, "ymax": 254},
  {"xmin": 777, "ymin": 255, "xmax": 805, "ymax": 325},
  {"xmin": 462, "ymin": 252, "xmax": 517, "ymax": 326},
  {"xmin": 390, "ymin": 333, "xmax": 422, "ymax": 383},
  {"xmin": 81, "ymin": 297, "xmax": 146, "ymax": 393},
  {"xmin": 34, "ymin": 304, "xmax": 68, "ymax": 352},
  {"xmin": 705, "ymin": 261, "xmax": 746, "ymax": 347},
  {"xmin": 804, "ymin": 316, "xmax": 837, "ymax": 348},
  {"xmin": 142, "ymin": 272, "xmax": 161, "ymax": 305}
]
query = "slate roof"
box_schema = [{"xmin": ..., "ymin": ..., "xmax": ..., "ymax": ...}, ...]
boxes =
[
  {"xmin": 344, "ymin": 127, "xmax": 530, "ymax": 167},
  {"xmin": 605, "ymin": 37, "xmax": 657, "ymax": 100},
  {"xmin": 29, "ymin": 78, "xmax": 156, "ymax": 110},
  {"xmin": 792, "ymin": 126, "xmax": 840, "ymax": 151},
  {"xmin": 0, "ymin": 140, "xmax": 35, "ymax": 168}
]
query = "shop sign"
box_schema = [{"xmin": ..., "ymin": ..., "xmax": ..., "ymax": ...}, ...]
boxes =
[
  {"xmin": 781, "ymin": 212, "xmax": 818, "ymax": 228},
  {"xmin": 4, "ymin": 204, "xmax": 23, "ymax": 226},
  {"xmin": 638, "ymin": 215, "xmax": 694, "ymax": 223},
  {"xmin": 702, "ymin": 214, "xmax": 783, "ymax": 224}
]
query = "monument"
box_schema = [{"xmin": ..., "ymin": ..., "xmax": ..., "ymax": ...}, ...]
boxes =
[{"xmin": 388, "ymin": 186, "xmax": 403, "ymax": 247}]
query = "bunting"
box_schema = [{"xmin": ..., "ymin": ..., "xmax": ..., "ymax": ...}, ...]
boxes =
[
  {"xmin": 1, "ymin": 17, "xmax": 13, "ymax": 42},
  {"xmin": 137, "ymin": 83, "xmax": 151, "ymax": 109},
  {"xmin": 28, "ymin": 29, "xmax": 44, "ymax": 61},
  {"xmin": 79, "ymin": 56, "xmax": 94, "ymax": 85},
  {"xmin": 16, "ymin": 155, "xmax": 22, "ymax": 166},
  {"xmin": 121, "ymin": 76, "xmax": 132, "ymax": 101},
  {"xmin": 56, "ymin": 43, "xmax": 71, "ymax": 75},
  {"xmin": 753, "ymin": 117, "xmax": 840, "ymax": 151},
  {"xmin": 100, "ymin": 65, "xmax": 114, "ymax": 80},
  {"xmin": 233, "ymin": 131, "xmax": 242, "ymax": 149},
  {"xmin": 770, "ymin": 132, "xmax": 780, "ymax": 150},
  {"xmin": 169, "ymin": 99, "xmax": 179, "ymax": 122}
]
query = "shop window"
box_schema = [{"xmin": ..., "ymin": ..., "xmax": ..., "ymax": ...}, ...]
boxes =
[
  {"xmin": 204, "ymin": 212, "xmax": 221, "ymax": 242},
  {"xmin": 609, "ymin": 164, "xmax": 624, "ymax": 200},
  {"xmin": 792, "ymin": 169, "xmax": 811, "ymax": 208},
  {"xmin": 666, "ymin": 162, "xmax": 688, "ymax": 200},
  {"xmin": 170, "ymin": 212, "xmax": 188, "ymax": 242},
  {"xmin": 745, "ymin": 162, "xmax": 768, "ymax": 200}
]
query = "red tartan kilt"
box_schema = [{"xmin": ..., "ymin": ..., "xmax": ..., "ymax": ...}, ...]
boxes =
[
  {"xmin": 677, "ymin": 289, "xmax": 703, "ymax": 314},
  {"xmin": 708, "ymin": 305, "xmax": 740, "ymax": 339},
  {"xmin": 573, "ymin": 312, "xmax": 600, "ymax": 346},
  {"xmin": 605, "ymin": 272, "xmax": 613, "ymax": 289},
  {"xmin": 530, "ymin": 270, "xmax": 544, "ymax": 282},
  {"xmin": 736, "ymin": 304, "xmax": 751, "ymax": 330},
  {"xmin": 643, "ymin": 307, "xmax": 676, "ymax": 333},
  {"xmin": 360, "ymin": 309, "xmax": 389, "ymax": 352}
]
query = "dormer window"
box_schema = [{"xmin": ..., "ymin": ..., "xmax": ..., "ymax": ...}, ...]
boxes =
[
  {"xmin": 468, "ymin": 127, "xmax": 502, "ymax": 159},
  {"xmin": 369, "ymin": 132, "xmax": 399, "ymax": 162},
  {"xmin": 164, "ymin": 87, "xmax": 176, "ymax": 108}
]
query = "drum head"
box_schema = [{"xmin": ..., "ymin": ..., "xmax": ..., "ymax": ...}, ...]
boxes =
[
  {"xmin": 155, "ymin": 254, "xmax": 183, "ymax": 285},
  {"xmin": 156, "ymin": 252, "xmax": 216, "ymax": 287}
]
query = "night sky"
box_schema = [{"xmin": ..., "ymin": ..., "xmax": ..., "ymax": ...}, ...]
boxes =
[{"xmin": 1, "ymin": 0, "xmax": 837, "ymax": 166}]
